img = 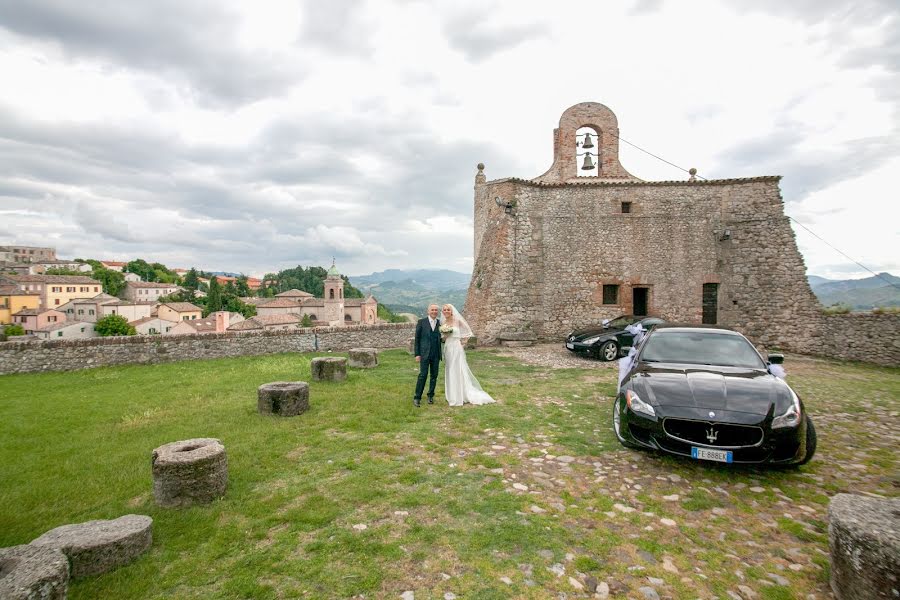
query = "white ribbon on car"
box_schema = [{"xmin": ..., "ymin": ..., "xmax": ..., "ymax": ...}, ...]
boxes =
[
  {"xmin": 768, "ymin": 363, "xmax": 787, "ymax": 379},
  {"xmin": 617, "ymin": 323, "xmax": 647, "ymax": 392}
]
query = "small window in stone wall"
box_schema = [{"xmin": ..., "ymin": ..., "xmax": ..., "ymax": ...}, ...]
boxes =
[
  {"xmin": 621, "ymin": 202, "xmax": 632, "ymax": 214},
  {"xmin": 602, "ymin": 284, "xmax": 619, "ymax": 305}
]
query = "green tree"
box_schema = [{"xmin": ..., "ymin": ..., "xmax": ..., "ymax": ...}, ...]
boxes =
[
  {"xmin": 377, "ymin": 304, "xmax": 408, "ymax": 323},
  {"xmin": 4, "ymin": 324, "xmax": 25, "ymax": 336},
  {"xmin": 206, "ymin": 276, "xmax": 223, "ymax": 315},
  {"xmin": 235, "ymin": 275, "xmax": 251, "ymax": 297},
  {"xmin": 223, "ymin": 296, "xmax": 257, "ymax": 319},
  {"xmin": 183, "ymin": 268, "xmax": 200, "ymax": 291},
  {"xmin": 44, "ymin": 267, "xmax": 85, "ymax": 276},
  {"xmin": 95, "ymin": 314, "xmax": 137, "ymax": 336},
  {"xmin": 125, "ymin": 259, "xmax": 155, "ymax": 282},
  {"xmin": 300, "ymin": 314, "xmax": 313, "ymax": 327}
]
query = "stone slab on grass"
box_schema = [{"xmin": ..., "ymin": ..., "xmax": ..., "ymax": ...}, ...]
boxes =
[
  {"xmin": 152, "ymin": 438, "xmax": 228, "ymax": 507},
  {"xmin": 348, "ymin": 348, "xmax": 378, "ymax": 368},
  {"xmin": 828, "ymin": 494, "xmax": 899, "ymax": 600},
  {"xmin": 30, "ymin": 514, "xmax": 152, "ymax": 578},
  {"xmin": 0, "ymin": 544, "xmax": 69, "ymax": 599},
  {"xmin": 311, "ymin": 356, "xmax": 347, "ymax": 381},
  {"xmin": 258, "ymin": 381, "xmax": 309, "ymax": 416}
]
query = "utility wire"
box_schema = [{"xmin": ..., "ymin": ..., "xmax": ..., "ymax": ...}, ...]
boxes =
[
  {"xmin": 606, "ymin": 130, "xmax": 708, "ymax": 181},
  {"xmin": 787, "ymin": 216, "xmax": 900, "ymax": 290},
  {"xmin": 594, "ymin": 130, "xmax": 895, "ymax": 289}
]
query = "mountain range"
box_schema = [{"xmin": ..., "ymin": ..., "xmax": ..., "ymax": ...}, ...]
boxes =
[
  {"xmin": 349, "ymin": 269, "xmax": 900, "ymax": 314},
  {"xmin": 348, "ymin": 269, "xmax": 471, "ymax": 315},
  {"xmin": 808, "ymin": 272, "xmax": 900, "ymax": 309}
]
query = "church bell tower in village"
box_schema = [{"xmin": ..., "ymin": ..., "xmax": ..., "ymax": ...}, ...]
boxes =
[
  {"xmin": 323, "ymin": 259, "xmax": 345, "ymax": 325},
  {"xmin": 464, "ymin": 102, "xmax": 822, "ymax": 354}
]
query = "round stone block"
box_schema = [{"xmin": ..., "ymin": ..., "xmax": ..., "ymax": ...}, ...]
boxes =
[
  {"xmin": 0, "ymin": 544, "xmax": 68, "ymax": 600},
  {"xmin": 311, "ymin": 356, "xmax": 347, "ymax": 381},
  {"xmin": 258, "ymin": 381, "xmax": 309, "ymax": 416},
  {"xmin": 828, "ymin": 493, "xmax": 900, "ymax": 600},
  {"xmin": 30, "ymin": 514, "xmax": 153, "ymax": 578},
  {"xmin": 348, "ymin": 348, "xmax": 378, "ymax": 368},
  {"xmin": 151, "ymin": 438, "xmax": 227, "ymax": 508}
]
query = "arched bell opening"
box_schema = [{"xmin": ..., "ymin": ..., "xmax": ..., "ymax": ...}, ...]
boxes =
[{"xmin": 575, "ymin": 126, "xmax": 600, "ymax": 177}]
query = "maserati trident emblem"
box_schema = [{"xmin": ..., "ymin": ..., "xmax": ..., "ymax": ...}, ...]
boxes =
[
  {"xmin": 706, "ymin": 427, "xmax": 718, "ymax": 444},
  {"xmin": 709, "ymin": 411, "xmax": 716, "ymax": 418}
]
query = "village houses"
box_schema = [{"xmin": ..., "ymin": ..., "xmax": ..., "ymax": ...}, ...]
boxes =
[{"xmin": 0, "ymin": 284, "xmax": 40, "ymax": 325}]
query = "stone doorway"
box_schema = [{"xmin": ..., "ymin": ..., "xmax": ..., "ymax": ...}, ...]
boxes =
[{"xmin": 632, "ymin": 287, "xmax": 648, "ymax": 316}]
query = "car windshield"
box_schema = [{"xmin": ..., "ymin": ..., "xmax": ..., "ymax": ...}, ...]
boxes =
[
  {"xmin": 606, "ymin": 316, "xmax": 637, "ymax": 329},
  {"xmin": 639, "ymin": 331, "xmax": 766, "ymax": 368}
]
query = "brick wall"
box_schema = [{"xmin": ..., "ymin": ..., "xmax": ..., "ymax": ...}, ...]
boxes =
[{"xmin": 0, "ymin": 323, "xmax": 416, "ymax": 375}]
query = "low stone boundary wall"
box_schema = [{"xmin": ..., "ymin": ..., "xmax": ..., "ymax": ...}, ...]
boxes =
[{"xmin": 0, "ymin": 323, "xmax": 415, "ymax": 375}]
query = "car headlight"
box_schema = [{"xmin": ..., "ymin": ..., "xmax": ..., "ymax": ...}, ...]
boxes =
[
  {"xmin": 626, "ymin": 389, "xmax": 655, "ymax": 417},
  {"xmin": 582, "ymin": 335, "xmax": 601, "ymax": 345},
  {"xmin": 772, "ymin": 388, "xmax": 802, "ymax": 429}
]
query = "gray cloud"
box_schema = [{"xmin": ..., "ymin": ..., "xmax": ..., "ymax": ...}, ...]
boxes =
[
  {"xmin": 441, "ymin": 10, "xmax": 551, "ymax": 62},
  {"xmin": 299, "ymin": 0, "xmax": 375, "ymax": 58},
  {"xmin": 0, "ymin": 0, "xmax": 304, "ymax": 107}
]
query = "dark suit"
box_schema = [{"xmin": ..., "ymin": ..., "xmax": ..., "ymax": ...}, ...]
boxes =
[{"xmin": 414, "ymin": 317, "xmax": 442, "ymax": 401}]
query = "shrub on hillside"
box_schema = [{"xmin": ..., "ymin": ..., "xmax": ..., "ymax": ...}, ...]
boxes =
[{"xmin": 822, "ymin": 303, "xmax": 852, "ymax": 315}]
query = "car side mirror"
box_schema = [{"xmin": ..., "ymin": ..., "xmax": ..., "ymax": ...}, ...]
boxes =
[{"xmin": 767, "ymin": 353, "xmax": 784, "ymax": 365}]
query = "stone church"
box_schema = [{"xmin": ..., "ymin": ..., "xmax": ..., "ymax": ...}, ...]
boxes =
[{"xmin": 464, "ymin": 102, "xmax": 823, "ymax": 349}]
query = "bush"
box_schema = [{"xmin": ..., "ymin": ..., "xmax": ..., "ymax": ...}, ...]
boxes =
[
  {"xmin": 822, "ymin": 303, "xmax": 852, "ymax": 315},
  {"xmin": 95, "ymin": 314, "xmax": 137, "ymax": 336},
  {"xmin": 872, "ymin": 306, "xmax": 900, "ymax": 315},
  {"xmin": 4, "ymin": 324, "xmax": 25, "ymax": 336}
]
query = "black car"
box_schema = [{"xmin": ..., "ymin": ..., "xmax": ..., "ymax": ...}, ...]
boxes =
[
  {"xmin": 613, "ymin": 326, "xmax": 816, "ymax": 466},
  {"xmin": 565, "ymin": 315, "xmax": 665, "ymax": 361}
]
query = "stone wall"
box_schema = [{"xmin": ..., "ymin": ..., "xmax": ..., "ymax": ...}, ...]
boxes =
[
  {"xmin": 790, "ymin": 313, "xmax": 900, "ymax": 367},
  {"xmin": 467, "ymin": 175, "xmax": 824, "ymax": 352},
  {"xmin": 0, "ymin": 323, "xmax": 415, "ymax": 375}
]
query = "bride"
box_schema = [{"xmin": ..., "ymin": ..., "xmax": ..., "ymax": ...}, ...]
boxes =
[{"xmin": 440, "ymin": 304, "xmax": 496, "ymax": 406}]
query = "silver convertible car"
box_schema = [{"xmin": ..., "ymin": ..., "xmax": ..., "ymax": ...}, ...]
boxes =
[{"xmin": 614, "ymin": 325, "xmax": 816, "ymax": 466}]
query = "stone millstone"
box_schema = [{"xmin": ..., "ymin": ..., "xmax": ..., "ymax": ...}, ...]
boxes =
[
  {"xmin": 30, "ymin": 514, "xmax": 153, "ymax": 578},
  {"xmin": 258, "ymin": 381, "xmax": 309, "ymax": 416},
  {"xmin": 151, "ymin": 438, "xmax": 228, "ymax": 508},
  {"xmin": 348, "ymin": 348, "xmax": 378, "ymax": 368},
  {"xmin": 500, "ymin": 340, "xmax": 533, "ymax": 348},
  {"xmin": 310, "ymin": 356, "xmax": 347, "ymax": 381},
  {"xmin": 0, "ymin": 544, "xmax": 69, "ymax": 600},
  {"xmin": 828, "ymin": 493, "xmax": 900, "ymax": 600}
]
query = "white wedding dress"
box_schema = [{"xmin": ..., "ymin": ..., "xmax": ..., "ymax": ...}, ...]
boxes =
[{"xmin": 443, "ymin": 305, "xmax": 495, "ymax": 407}]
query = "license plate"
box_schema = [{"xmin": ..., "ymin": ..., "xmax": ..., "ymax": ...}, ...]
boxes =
[
  {"xmin": 691, "ymin": 447, "xmax": 733, "ymax": 463},
  {"xmin": 566, "ymin": 342, "xmax": 574, "ymax": 350}
]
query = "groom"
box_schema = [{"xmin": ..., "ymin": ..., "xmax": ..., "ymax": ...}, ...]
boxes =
[{"xmin": 413, "ymin": 304, "xmax": 442, "ymax": 407}]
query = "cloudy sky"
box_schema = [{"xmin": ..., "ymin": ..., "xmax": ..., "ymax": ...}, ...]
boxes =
[{"xmin": 1, "ymin": 0, "xmax": 897, "ymax": 279}]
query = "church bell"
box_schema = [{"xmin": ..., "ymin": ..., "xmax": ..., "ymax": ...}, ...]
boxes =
[
  {"xmin": 581, "ymin": 132, "xmax": 594, "ymax": 149},
  {"xmin": 581, "ymin": 153, "xmax": 596, "ymax": 171}
]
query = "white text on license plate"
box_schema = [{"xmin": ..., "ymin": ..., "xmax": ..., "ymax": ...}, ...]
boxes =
[
  {"xmin": 566, "ymin": 342, "xmax": 574, "ymax": 350},
  {"xmin": 691, "ymin": 447, "xmax": 733, "ymax": 463}
]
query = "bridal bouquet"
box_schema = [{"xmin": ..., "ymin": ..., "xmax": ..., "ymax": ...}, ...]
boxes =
[{"xmin": 439, "ymin": 324, "xmax": 453, "ymax": 341}]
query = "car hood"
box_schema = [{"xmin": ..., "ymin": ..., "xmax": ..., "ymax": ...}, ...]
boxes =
[
  {"xmin": 634, "ymin": 363, "xmax": 789, "ymax": 415},
  {"xmin": 569, "ymin": 326, "xmax": 619, "ymax": 341}
]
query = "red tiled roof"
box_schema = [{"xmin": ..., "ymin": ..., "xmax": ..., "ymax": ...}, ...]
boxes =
[
  {"xmin": 126, "ymin": 281, "xmax": 179, "ymax": 288},
  {"xmin": 258, "ymin": 298, "xmax": 303, "ymax": 308},
  {"xmin": 159, "ymin": 302, "xmax": 202, "ymax": 312},
  {"xmin": 276, "ymin": 289, "xmax": 314, "ymax": 298},
  {"xmin": 486, "ymin": 175, "xmax": 782, "ymax": 188},
  {"xmin": 2, "ymin": 274, "xmax": 101, "ymax": 284}
]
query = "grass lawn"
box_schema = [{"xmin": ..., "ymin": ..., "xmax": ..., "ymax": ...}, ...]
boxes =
[{"xmin": 0, "ymin": 347, "xmax": 897, "ymax": 599}]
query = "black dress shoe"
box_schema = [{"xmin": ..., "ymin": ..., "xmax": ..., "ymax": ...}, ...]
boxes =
[
  {"xmin": 427, "ymin": 396, "xmax": 434, "ymax": 404},
  {"xmin": 413, "ymin": 398, "xmax": 421, "ymax": 408}
]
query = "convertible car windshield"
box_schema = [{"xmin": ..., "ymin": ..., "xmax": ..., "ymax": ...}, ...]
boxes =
[
  {"xmin": 605, "ymin": 315, "xmax": 639, "ymax": 329},
  {"xmin": 640, "ymin": 331, "xmax": 766, "ymax": 369}
]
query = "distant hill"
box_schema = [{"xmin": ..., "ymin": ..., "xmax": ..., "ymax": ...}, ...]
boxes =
[
  {"xmin": 350, "ymin": 269, "xmax": 471, "ymax": 290},
  {"xmin": 349, "ymin": 269, "xmax": 471, "ymax": 316},
  {"xmin": 808, "ymin": 272, "xmax": 900, "ymax": 309}
]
